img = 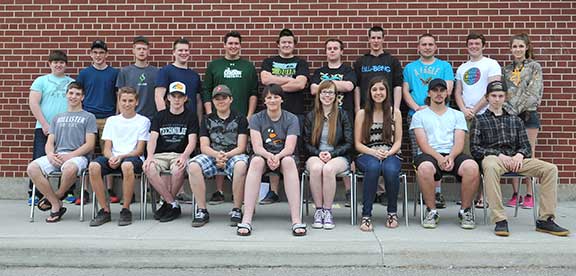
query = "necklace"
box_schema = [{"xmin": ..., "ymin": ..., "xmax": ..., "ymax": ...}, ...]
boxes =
[{"xmin": 510, "ymin": 60, "xmax": 525, "ymax": 86}]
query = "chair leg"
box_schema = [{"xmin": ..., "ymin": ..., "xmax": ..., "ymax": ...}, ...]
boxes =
[
  {"xmin": 532, "ymin": 177, "xmax": 538, "ymax": 225},
  {"xmin": 401, "ymin": 174, "xmax": 408, "ymax": 226},
  {"xmin": 351, "ymin": 174, "xmax": 357, "ymax": 225},
  {"xmin": 481, "ymin": 174, "xmax": 488, "ymax": 225},
  {"xmin": 140, "ymin": 174, "xmax": 145, "ymax": 221},
  {"xmin": 299, "ymin": 171, "xmax": 304, "ymax": 223},
  {"xmin": 80, "ymin": 171, "xmax": 86, "ymax": 222},
  {"xmin": 514, "ymin": 177, "xmax": 522, "ymax": 217},
  {"xmin": 419, "ymin": 192, "xmax": 424, "ymax": 225},
  {"xmin": 29, "ymin": 184, "xmax": 36, "ymax": 222}
]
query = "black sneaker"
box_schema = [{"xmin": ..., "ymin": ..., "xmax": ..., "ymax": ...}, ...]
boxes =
[
  {"xmin": 90, "ymin": 208, "xmax": 111, "ymax": 227},
  {"xmin": 159, "ymin": 205, "xmax": 181, "ymax": 223},
  {"xmin": 118, "ymin": 208, "xmax": 132, "ymax": 226},
  {"xmin": 192, "ymin": 208, "xmax": 210, "ymax": 227},
  {"xmin": 536, "ymin": 217, "xmax": 570, "ymax": 236},
  {"xmin": 153, "ymin": 202, "xmax": 171, "ymax": 220},
  {"xmin": 494, "ymin": 220, "xmax": 509, "ymax": 237},
  {"xmin": 259, "ymin": 190, "xmax": 280, "ymax": 205},
  {"xmin": 208, "ymin": 191, "xmax": 225, "ymax": 205},
  {"xmin": 344, "ymin": 190, "xmax": 351, "ymax": 208},
  {"xmin": 229, "ymin": 208, "xmax": 242, "ymax": 226},
  {"xmin": 435, "ymin": 192, "xmax": 446, "ymax": 209}
]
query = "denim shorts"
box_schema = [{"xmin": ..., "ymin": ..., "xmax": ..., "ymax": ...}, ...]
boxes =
[{"xmin": 518, "ymin": 111, "xmax": 540, "ymax": 129}]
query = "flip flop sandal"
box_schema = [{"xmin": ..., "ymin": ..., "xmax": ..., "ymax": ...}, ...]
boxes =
[
  {"xmin": 292, "ymin": 223, "xmax": 307, "ymax": 236},
  {"xmin": 360, "ymin": 216, "xmax": 373, "ymax": 232},
  {"xmin": 475, "ymin": 199, "xmax": 489, "ymax": 209},
  {"xmin": 37, "ymin": 198, "xmax": 52, "ymax": 212},
  {"xmin": 46, "ymin": 207, "xmax": 67, "ymax": 223},
  {"xmin": 237, "ymin": 223, "xmax": 252, "ymax": 236},
  {"xmin": 386, "ymin": 213, "xmax": 399, "ymax": 229}
]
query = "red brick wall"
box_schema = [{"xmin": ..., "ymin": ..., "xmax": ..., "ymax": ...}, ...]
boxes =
[{"xmin": 1, "ymin": 0, "xmax": 574, "ymax": 184}]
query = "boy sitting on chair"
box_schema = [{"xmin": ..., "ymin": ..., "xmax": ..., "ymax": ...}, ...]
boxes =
[
  {"xmin": 470, "ymin": 81, "xmax": 570, "ymax": 237},
  {"xmin": 27, "ymin": 82, "xmax": 97, "ymax": 223},
  {"xmin": 187, "ymin": 85, "xmax": 249, "ymax": 227},
  {"xmin": 89, "ymin": 87, "xmax": 150, "ymax": 227}
]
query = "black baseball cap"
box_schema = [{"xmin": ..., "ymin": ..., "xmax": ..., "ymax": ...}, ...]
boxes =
[
  {"xmin": 486, "ymin": 80, "xmax": 507, "ymax": 94},
  {"xmin": 133, "ymin": 36, "xmax": 149, "ymax": 45},
  {"xmin": 91, "ymin": 40, "xmax": 108, "ymax": 51},
  {"xmin": 428, "ymin": 78, "xmax": 447, "ymax": 91}
]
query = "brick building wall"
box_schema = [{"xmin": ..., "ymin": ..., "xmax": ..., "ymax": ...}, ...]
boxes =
[{"xmin": 0, "ymin": 0, "xmax": 574, "ymax": 186}]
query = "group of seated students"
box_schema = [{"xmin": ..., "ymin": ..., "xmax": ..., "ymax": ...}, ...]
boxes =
[{"xmin": 27, "ymin": 76, "xmax": 570, "ymax": 238}]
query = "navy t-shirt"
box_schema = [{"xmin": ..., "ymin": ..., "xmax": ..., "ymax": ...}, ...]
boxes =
[
  {"xmin": 76, "ymin": 65, "xmax": 119, "ymax": 119},
  {"xmin": 156, "ymin": 64, "xmax": 202, "ymax": 115}
]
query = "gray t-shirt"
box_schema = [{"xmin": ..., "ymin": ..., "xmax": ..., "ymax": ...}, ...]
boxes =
[
  {"xmin": 116, "ymin": 64, "xmax": 159, "ymax": 120},
  {"xmin": 249, "ymin": 110, "xmax": 300, "ymax": 154},
  {"xmin": 49, "ymin": 110, "xmax": 97, "ymax": 156},
  {"xmin": 318, "ymin": 121, "xmax": 334, "ymax": 152}
]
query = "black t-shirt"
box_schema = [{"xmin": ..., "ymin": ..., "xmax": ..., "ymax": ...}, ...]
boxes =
[
  {"xmin": 151, "ymin": 108, "xmax": 199, "ymax": 154},
  {"xmin": 199, "ymin": 110, "xmax": 249, "ymax": 152},
  {"xmin": 353, "ymin": 52, "xmax": 403, "ymax": 108},
  {"xmin": 261, "ymin": 55, "xmax": 309, "ymax": 115},
  {"xmin": 311, "ymin": 64, "xmax": 357, "ymax": 115}
]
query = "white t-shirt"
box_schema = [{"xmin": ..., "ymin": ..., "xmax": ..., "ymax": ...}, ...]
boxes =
[
  {"xmin": 409, "ymin": 107, "xmax": 468, "ymax": 155},
  {"xmin": 102, "ymin": 113, "xmax": 151, "ymax": 159},
  {"xmin": 455, "ymin": 57, "xmax": 501, "ymax": 114}
]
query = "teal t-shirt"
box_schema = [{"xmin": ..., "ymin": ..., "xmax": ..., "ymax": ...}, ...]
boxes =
[
  {"xmin": 30, "ymin": 74, "xmax": 74, "ymax": 129},
  {"xmin": 403, "ymin": 58, "xmax": 454, "ymax": 116},
  {"xmin": 202, "ymin": 58, "xmax": 258, "ymax": 116}
]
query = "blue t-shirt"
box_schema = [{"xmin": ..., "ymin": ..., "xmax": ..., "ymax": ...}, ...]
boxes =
[
  {"xmin": 30, "ymin": 74, "xmax": 74, "ymax": 128},
  {"xmin": 76, "ymin": 65, "xmax": 119, "ymax": 119},
  {"xmin": 409, "ymin": 107, "xmax": 467, "ymax": 155},
  {"xmin": 403, "ymin": 58, "xmax": 454, "ymax": 116},
  {"xmin": 156, "ymin": 64, "xmax": 202, "ymax": 115}
]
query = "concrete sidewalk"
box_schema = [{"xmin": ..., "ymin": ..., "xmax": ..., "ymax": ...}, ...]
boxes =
[{"xmin": 0, "ymin": 199, "xmax": 574, "ymax": 268}]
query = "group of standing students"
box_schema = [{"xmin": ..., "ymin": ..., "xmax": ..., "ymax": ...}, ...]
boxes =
[{"xmin": 25, "ymin": 26, "xmax": 570, "ymax": 237}]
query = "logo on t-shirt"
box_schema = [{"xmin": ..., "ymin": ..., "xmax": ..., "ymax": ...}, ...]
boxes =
[
  {"xmin": 271, "ymin": 62, "xmax": 297, "ymax": 77},
  {"xmin": 264, "ymin": 128, "xmax": 282, "ymax": 146},
  {"xmin": 224, "ymin": 67, "xmax": 242, "ymax": 79},
  {"xmin": 138, "ymin": 73, "xmax": 148, "ymax": 86},
  {"xmin": 463, "ymin": 67, "xmax": 481, "ymax": 85},
  {"xmin": 361, "ymin": 65, "xmax": 391, "ymax": 73}
]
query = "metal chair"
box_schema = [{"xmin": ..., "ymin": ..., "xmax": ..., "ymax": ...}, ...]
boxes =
[
  {"xmin": 144, "ymin": 169, "xmax": 196, "ymax": 220},
  {"xmin": 354, "ymin": 171, "xmax": 409, "ymax": 226},
  {"xmin": 29, "ymin": 169, "xmax": 89, "ymax": 222},
  {"xmin": 413, "ymin": 172, "xmax": 488, "ymax": 225},
  {"xmin": 299, "ymin": 169, "xmax": 357, "ymax": 225},
  {"xmin": 90, "ymin": 172, "xmax": 147, "ymax": 221},
  {"xmin": 483, "ymin": 172, "xmax": 538, "ymax": 225}
]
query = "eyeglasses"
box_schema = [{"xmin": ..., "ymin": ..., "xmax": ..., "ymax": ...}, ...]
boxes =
[{"xmin": 320, "ymin": 90, "xmax": 336, "ymax": 96}]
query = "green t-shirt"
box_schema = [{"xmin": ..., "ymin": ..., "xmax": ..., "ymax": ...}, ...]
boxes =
[{"xmin": 202, "ymin": 58, "xmax": 258, "ymax": 116}]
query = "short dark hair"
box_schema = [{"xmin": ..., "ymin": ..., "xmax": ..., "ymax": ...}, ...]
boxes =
[
  {"xmin": 277, "ymin": 28, "xmax": 296, "ymax": 44},
  {"xmin": 368, "ymin": 26, "xmax": 384, "ymax": 37},
  {"xmin": 67, "ymin": 81, "xmax": 84, "ymax": 95},
  {"xmin": 173, "ymin": 37, "xmax": 190, "ymax": 50},
  {"xmin": 466, "ymin": 33, "xmax": 486, "ymax": 46},
  {"xmin": 48, "ymin": 50, "xmax": 68, "ymax": 63},
  {"xmin": 325, "ymin": 38, "xmax": 344, "ymax": 50},
  {"xmin": 133, "ymin": 36, "xmax": 149, "ymax": 45},
  {"xmin": 262, "ymin": 84, "xmax": 284, "ymax": 100},
  {"xmin": 418, "ymin": 33, "xmax": 436, "ymax": 42},
  {"xmin": 224, "ymin": 31, "xmax": 242, "ymax": 43}
]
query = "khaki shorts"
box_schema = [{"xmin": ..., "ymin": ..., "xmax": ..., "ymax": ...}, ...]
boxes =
[{"xmin": 153, "ymin": 152, "xmax": 187, "ymax": 173}]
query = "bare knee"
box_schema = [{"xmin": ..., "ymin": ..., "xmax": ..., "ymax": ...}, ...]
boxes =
[
  {"xmin": 417, "ymin": 162, "xmax": 436, "ymax": 177},
  {"xmin": 187, "ymin": 162, "xmax": 202, "ymax": 176}
]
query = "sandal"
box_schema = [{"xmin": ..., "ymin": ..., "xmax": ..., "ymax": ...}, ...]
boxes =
[
  {"xmin": 360, "ymin": 216, "xmax": 373, "ymax": 232},
  {"xmin": 385, "ymin": 213, "xmax": 399, "ymax": 229},
  {"xmin": 292, "ymin": 223, "xmax": 307, "ymax": 236},
  {"xmin": 45, "ymin": 207, "xmax": 67, "ymax": 223},
  {"xmin": 237, "ymin": 223, "xmax": 252, "ymax": 236},
  {"xmin": 475, "ymin": 199, "xmax": 489, "ymax": 209},
  {"xmin": 37, "ymin": 198, "xmax": 52, "ymax": 211}
]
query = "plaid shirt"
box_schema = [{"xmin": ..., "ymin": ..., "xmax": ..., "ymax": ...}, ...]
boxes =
[{"xmin": 470, "ymin": 109, "xmax": 532, "ymax": 160}]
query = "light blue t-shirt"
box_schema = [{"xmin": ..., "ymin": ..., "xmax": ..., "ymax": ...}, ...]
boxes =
[
  {"xmin": 30, "ymin": 74, "xmax": 75, "ymax": 129},
  {"xmin": 403, "ymin": 58, "xmax": 454, "ymax": 116},
  {"xmin": 409, "ymin": 107, "xmax": 467, "ymax": 155}
]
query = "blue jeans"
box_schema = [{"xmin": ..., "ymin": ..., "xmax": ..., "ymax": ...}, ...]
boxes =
[
  {"xmin": 29, "ymin": 128, "xmax": 48, "ymax": 197},
  {"xmin": 356, "ymin": 154, "xmax": 401, "ymax": 216}
]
